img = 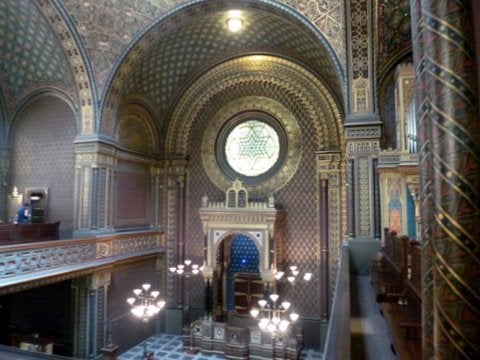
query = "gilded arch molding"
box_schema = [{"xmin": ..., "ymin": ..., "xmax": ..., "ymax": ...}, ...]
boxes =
[
  {"xmin": 115, "ymin": 99, "xmax": 161, "ymax": 155},
  {"xmin": 167, "ymin": 55, "xmax": 345, "ymax": 157},
  {"xmin": 201, "ymin": 96, "xmax": 302, "ymax": 196}
]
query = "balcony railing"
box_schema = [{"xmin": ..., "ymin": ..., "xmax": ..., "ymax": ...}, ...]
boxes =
[{"xmin": 0, "ymin": 230, "xmax": 165, "ymax": 294}]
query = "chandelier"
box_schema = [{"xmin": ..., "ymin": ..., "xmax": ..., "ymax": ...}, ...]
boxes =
[
  {"xmin": 274, "ymin": 265, "xmax": 312, "ymax": 284},
  {"xmin": 126, "ymin": 283, "xmax": 166, "ymax": 321},
  {"xmin": 126, "ymin": 283, "xmax": 166, "ymax": 358},
  {"xmin": 250, "ymin": 294, "xmax": 299, "ymax": 334},
  {"xmin": 169, "ymin": 259, "xmax": 201, "ymax": 276}
]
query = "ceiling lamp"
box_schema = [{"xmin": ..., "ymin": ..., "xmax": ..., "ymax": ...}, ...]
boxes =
[{"xmin": 227, "ymin": 17, "xmax": 243, "ymax": 32}]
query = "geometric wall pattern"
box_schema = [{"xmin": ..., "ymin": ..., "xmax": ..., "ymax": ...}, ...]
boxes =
[
  {"xmin": 376, "ymin": 0, "xmax": 412, "ymax": 77},
  {"xmin": 9, "ymin": 96, "xmax": 77, "ymax": 238},
  {"xmin": 0, "ymin": 0, "xmax": 75, "ymax": 100},
  {"xmin": 184, "ymin": 75, "xmax": 327, "ymax": 317},
  {"xmin": 119, "ymin": 4, "xmax": 342, "ymax": 124},
  {"xmin": 61, "ymin": 0, "xmax": 346, "ymax": 92}
]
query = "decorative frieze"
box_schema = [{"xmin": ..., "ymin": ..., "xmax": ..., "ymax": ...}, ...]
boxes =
[
  {"xmin": 345, "ymin": 126, "xmax": 381, "ymax": 139},
  {"xmin": 0, "ymin": 231, "xmax": 164, "ymax": 290}
]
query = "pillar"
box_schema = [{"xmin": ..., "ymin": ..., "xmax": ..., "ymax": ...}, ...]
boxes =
[
  {"xmin": 72, "ymin": 272, "xmax": 111, "ymax": 359},
  {"xmin": 150, "ymin": 164, "xmax": 164, "ymax": 229},
  {"xmin": 73, "ymin": 141, "xmax": 116, "ymax": 236},
  {"xmin": 317, "ymin": 151, "xmax": 343, "ymax": 319},
  {"xmin": 346, "ymin": 0, "xmax": 382, "ymax": 241},
  {"xmin": 412, "ymin": 0, "xmax": 480, "ymax": 358},
  {"xmin": 166, "ymin": 158, "xmax": 188, "ymax": 306}
]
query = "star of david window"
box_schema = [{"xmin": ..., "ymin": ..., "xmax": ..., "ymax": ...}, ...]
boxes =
[{"xmin": 216, "ymin": 113, "xmax": 287, "ymax": 185}]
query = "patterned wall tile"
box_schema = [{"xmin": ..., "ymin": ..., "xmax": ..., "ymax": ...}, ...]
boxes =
[
  {"xmin": 122, "ymin": 7, "xmax": 340, "ymax": 123},
  {"xmin": 9, "ymin": 96, "xmax": 77, "ymax": 238},
  {"xmin": 377, "ymin": 0, "xmax": 412, "ymax": 76},
  {"xmin": 0, "ymin": 0, "xmax": 75, "ymax": 99},
  {"xmin": 62, "ymin": 0, "xmax": 343, "ymax": 102},
  {"xmin": 185, "ymin": 77, "xmax": 323, "ymax": 317}
]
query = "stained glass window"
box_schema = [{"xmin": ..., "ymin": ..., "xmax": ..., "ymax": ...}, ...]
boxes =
[{"xmin": 224, "ymin": 120, "xmax": 280, "ymax": 177}]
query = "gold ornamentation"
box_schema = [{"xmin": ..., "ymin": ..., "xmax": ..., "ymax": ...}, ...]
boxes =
[{"xmin": 201, "ymin": 96, "xmax": 301, "ymax": 197}]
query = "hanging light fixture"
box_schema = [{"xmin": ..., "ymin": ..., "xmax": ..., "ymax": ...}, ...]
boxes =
[
  {"xmin": 226, "ymin": 10, "xmax": 243, "ymax": 33},
  {"xmin": 273, "ymin": 265, "xmax": 313, "ymax": 284},
  {"xmin": 126, "ymin": 283, "xmax": 166, "ymax": 358},
  {"xmin": 250, "ymin": 293, "xmax": 299, "ymax": 335},
  {"xmin": 127, "ymin": 283, "xmax": 166, "ymax": 321}
]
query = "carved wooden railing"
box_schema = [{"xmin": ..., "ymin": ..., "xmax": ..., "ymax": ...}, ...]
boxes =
[{"xmin": 0, "ymin": 230, "xmax": 165, "ymax": 295}]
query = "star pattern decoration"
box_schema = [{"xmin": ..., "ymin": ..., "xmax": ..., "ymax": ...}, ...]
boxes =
[{"xmin": 225, "ymin": 120, "xmax": 280, "ymax": 177}]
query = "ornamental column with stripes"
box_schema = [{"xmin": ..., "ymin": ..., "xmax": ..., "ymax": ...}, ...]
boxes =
[{"xmin": 413, "ymin": 1, "xmax": 480, "ymax": 358}]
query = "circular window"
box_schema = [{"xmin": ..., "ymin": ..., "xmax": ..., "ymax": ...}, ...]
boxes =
[
  {"xmin": 224, "ymin": 120, "xmax": 280, "ymax": 177},
  {"xmin": 216, "ymin": 113, "xmax": 287, "ymax": 185},
  {"xmin": 202, "ymin": 96, "xmax": 302, "ymax": 197}
]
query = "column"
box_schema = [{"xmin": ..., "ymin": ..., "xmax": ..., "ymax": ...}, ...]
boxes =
[
  {"xmin": 413, "ymin": 1, "xmax": 480, "ymax": 358},
  {"xmin": 72, "ymin": 272, "xmax": 111, "ymax": 359},
  {"xmin": 317, "ymin": 151, "xmax": 342, "ymax": 320},
  {"xmin": 410, "ymin": 0, "xmax": 435, "ymax": 357},
  {"xmin": 150, "ymin": 164, "xmax": 164, "ymax": 229},
  {"xmin": 346, "ymin": 0, "xmax": 383, "ymax": 241},
  {"xmin": 73, "ymin": 141, "xmax": 116, "ymax": 236},
  {"xmin": 319, "ymin": 176, "xmax": 329, "ymax": 320},
  {"xmin": 345, "ymin": 131, "xmax": 381, "ymax": 239},
  {"xmin": 166, "ymin": 159, "xmax": 187, "ymax": 306}
]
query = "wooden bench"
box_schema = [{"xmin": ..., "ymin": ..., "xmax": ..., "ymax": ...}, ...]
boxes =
[
  {"xmin": 379, "ymin": 302, "xmax": 422, "ymax": 359},
  {"xmin": 371, "ymin": 229, "xmax": 423, "ymax": 359}
]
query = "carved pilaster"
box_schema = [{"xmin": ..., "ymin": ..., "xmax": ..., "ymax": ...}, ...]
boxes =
[
  {"xmin": 345, "ymin": 126, "xmax": 381, "ymax": 239},
  {"xmin": 74, "ymin": 142, "xmax": 117, "ymax": 235},
  {"xmin": 150, "ymin": 163, "xmax": 165, "ymax": 229},
  {"xmin": 166, "ymin": 158, "xmax": 188, "ymax": 304},
  {"xmin": 406, "ymin": 176, "xmax": 421, "ymax": 240},
  {"xmin": 395, "ymin": 64, "xmax": 415, "ymax": 151},
  {"xmin": 346, "ymin": 0, "xmax": 376, "ymax": 118},
  {"xmin": 0, "ymin": 147, "xmax": 9, "ymax": 221},
  {"xmin": 317, "ymin": 151, "xmax": 343, "ymax": 319},
  {"xmin": 72, "ymin": 272, "xmax": 111, "ymax": 359}
]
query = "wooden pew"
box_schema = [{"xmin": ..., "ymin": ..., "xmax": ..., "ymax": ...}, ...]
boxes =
[{"xmin": 371, "ymin": 228, "xmax": 422, "ymax": 359}]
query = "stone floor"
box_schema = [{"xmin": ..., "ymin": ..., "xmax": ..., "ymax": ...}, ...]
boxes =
[{"xmin": 117, "ymin": 333, "xmax": 323, "ymax": 360}]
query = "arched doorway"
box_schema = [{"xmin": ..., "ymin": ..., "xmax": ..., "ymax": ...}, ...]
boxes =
[{"xmin": 213, "ymin": 233, "xmax": 265, "ymax": 321}]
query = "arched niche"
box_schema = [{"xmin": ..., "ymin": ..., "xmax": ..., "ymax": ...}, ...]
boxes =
[{"xmin": 199, "ymin": 180, "xmax": 285, "ymax": 318}]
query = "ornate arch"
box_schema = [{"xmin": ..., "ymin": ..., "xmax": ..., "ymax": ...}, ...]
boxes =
[
  {"xmin": 37, "ymin": 1, "xmax": 96, "ymax": 135},
  {"xmin": 8, "ymin": 88, "xmax": 78, "ymax": 139},
  {"xmin": 115, "ymin": 98, "xmax": 161, "ymax": 155},
  {"xmin": 99, "ymin": 0, "xmax": 345, "ymax": 140},
  {"xmin": 168, "ymin": 55, "xmax": 344, "ymax": 156}
]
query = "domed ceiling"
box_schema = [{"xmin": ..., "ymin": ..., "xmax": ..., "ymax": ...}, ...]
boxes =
[
  {"xmin": 106, "ymin": 0, "xmax": 345, "ymax": 124},
  {"xmin": 0, "ymin": 0, "xmax": 75, "ymax": 103}
]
